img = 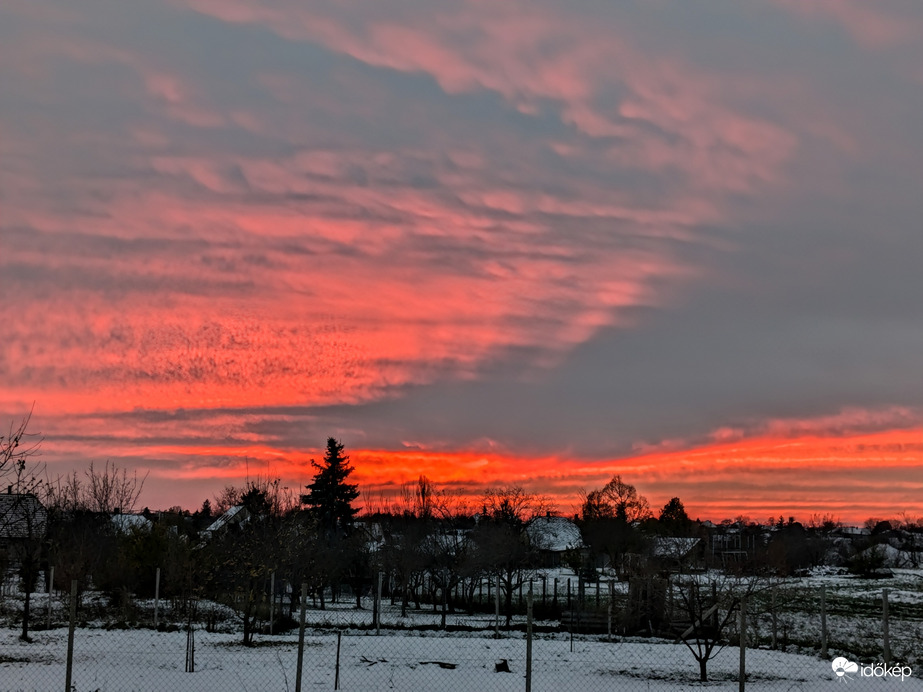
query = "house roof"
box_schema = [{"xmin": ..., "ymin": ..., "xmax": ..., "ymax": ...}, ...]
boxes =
[
  {"xmin": 111, "ymin": 513, "xmax": 153, "ymax": 534},
  {"xmin": 651, "ymin": 536, "xmax": 701, "ymax": 559},
  {"xmin": 0, "ymin": 493, "xmax": 47, "ymax": 540},
  {"xmin": 526, "ymin": 516, "xmax": 583, "ymax": 552},
  {"xmin": 203, "ymin": 504, "xmax": 249, "ymax": 533}
]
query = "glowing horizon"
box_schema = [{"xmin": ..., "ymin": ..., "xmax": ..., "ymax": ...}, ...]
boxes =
[{"xmin": 3, "ymin": 1, "xmax": 922, "ymax": 528}]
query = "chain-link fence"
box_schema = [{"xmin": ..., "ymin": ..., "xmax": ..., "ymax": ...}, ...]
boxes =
[{"xmin": 3, "ymin": 570, "xmax": 923, "ymax": 691}]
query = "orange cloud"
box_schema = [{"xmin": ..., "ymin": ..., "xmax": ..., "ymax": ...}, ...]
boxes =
[{"xmin": 36, "ymin": 418, "xmax": 922, "ymax": 525}]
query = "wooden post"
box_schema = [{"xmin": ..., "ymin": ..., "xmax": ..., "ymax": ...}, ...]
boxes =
[
  {"xmin": 883, "ymin": 588, "xmax": 891, "ymax": 664},
  {"xmin": 607, "ymin": 580, "xmax": 614, "ymax": 642},
  {"xmin": 739, "ymin": 596, "xmax": 747, "ymax": 692},
  {"xmin": 526, "ymin": 581, "xmax": 533, "ymax": 692},
  {"xmin": 820, "ymin": 585, "xmax": 827, "ymax": 658},
  {"xmin": 65, "ymin": 580, "xmax": 77, "ymax": 692},
  {"xmin": 553, "ymin": 578, "xmax": 558, "ymax": 607},
  {"xmin": 295, "ymin": 584, "xmax": 307, "ymax": 692},
  {"xmin": 542, "ymin": 576, "xmax": 547, "ymax": 606},
  {"xmin": 596, "ymin": 578, "xmax": 600, "ymax": 607},
  {"xmin": 154, "ymin": 567, "xmax": 161, "ymax": 628},
  {"xmin": 567, "ymin": 578, "xmax": 572, "ymax": 609}
]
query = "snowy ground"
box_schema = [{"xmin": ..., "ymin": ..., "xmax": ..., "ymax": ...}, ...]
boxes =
[
  {"xmin": 3, "ymin": 569, "xmax": 923, "ymax": 690},
  {"xmin": 1, "ymin": 626, "xmax": 899, "ymax": 691}
]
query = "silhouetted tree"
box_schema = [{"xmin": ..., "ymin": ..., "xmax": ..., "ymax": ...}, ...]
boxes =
[
  {"xmin": 658, "ymin": 497, "xmax": 693, "ymax": 534},
  {"xmin": 304, "ymin": 438, "xmax": 359, "ymax": 535}
]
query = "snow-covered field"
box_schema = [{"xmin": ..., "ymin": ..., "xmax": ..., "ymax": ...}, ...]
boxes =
[
  {"xmin": 1, "ymin": 626, "xmax": 895, "ymax": 691},
  {"xmin": 4, "ymin": 569, "xmax": 923, "ymax": 690}
]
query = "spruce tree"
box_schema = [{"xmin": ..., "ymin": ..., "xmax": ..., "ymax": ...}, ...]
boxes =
[{"xmin": 305, "ymin": 437, "xmax": 359, "ymax": 533}]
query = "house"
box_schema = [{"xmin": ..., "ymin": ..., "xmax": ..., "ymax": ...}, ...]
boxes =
[
  {"xmin": 526, "ymin": 515, "xmax": 584, "ymax": 568},
  {"xmin": 202, "ymin": 505, "xmax": 249, "ymax": 536},
  {"xmin": 0, "ymin": 492, "xmax": 47, "ymax": 546},
  {"xmin": 649, "ymin": 536, "xmax": 703, "ymax": 572},
  {"xmin": 111, "ymin": 512, "xmax": 153, "ymax": 534}
]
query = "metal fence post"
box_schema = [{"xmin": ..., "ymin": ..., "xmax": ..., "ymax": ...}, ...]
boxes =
[
  {"xmin": 376, "ymin": 571, "xmax": 383, "ymax": 635},
  {"xmin": 47, "ymin": 565, "xmax": 54, "ymax": 631},
  {"xmin": 154, "ymin": 567, "xmax": 161, "ymax": 628},
  {"xmin": 65, "ymin": 580, "xmax": 77, "ymax": 692},
  {"xmin": 820, "ymin": 585, "xmax": 827, "ymax": 658},
  {"xmin": 883, "ymin": 588, "xmax": 891, "ymax": 664},
  {"xmin": 270, "ymin": 571, "xmax": 275, "ymax": 636},
  {"xmin": 335, "ymin": 630, "xmax": 342, "ymax": 690},
  {"xmin": 495, "ymin": 574, "xmax": 501, "ymax": 638},
  {"xmin": 770, "ymin": 585, "xmax": 777, "ymax": 650},
  {"xmin": 295, "ymin": 583, "xmax": 307, "ymax": 692},
  {"xmin": 738, "ymin": 596, "xmax": 746, "ymax": 692},
  {"xmin": 526, "ymin": 581, "xmax": 533, "ymax": 692}
]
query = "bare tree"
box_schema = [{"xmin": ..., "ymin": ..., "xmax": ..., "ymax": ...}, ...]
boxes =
[
  {"xmin": 600, "ymin": 475, "xmax": 652, "ymax": 523},
  {"xmin": 476, "ymin": 486, "xmax": 548, "ymax": 626},
  {"xmin": 44, "ymin": 461, "xmax": 147, "ymax": 515},
  {"xmin": 674, "ymin": 575, "xmax": 758, "ymax": 682},
  {"xmin": 0, "ymin": 412, "xmax": 47, "ymax": 642}
]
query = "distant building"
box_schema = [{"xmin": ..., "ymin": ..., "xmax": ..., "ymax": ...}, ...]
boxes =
[
  {"xmin": 0, "ymin": 492, "xmax": 47, "ymax": 546},
  {"xmin": 526, "ymin": 515, "xmax": 584, "ymax": 568}
]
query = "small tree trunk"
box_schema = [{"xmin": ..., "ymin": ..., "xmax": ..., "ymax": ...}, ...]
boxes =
[{"xmin": 699, "ymin": 658, "xmax": 708, "ymax": 682}]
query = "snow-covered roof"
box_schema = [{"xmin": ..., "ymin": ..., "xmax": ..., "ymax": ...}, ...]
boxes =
[
  {"xmin": 204, "ymin": 505, "xmax": 249, "ymax": 533},
  {"xmin": 526, "ymin": 516, "xmax": 583, "ymax": 552},
  {"xmin": 111, "ymin": 513, "xmax": 152, "ymax": 534},
  {"xmin": 651, "ymin": 536, "xmax": 700, "ymax": 559}
]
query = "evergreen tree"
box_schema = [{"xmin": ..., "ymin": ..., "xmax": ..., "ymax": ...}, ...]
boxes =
[{"xmin": 304, "ymin": 438, "xmax": 359, "ymax": 533}]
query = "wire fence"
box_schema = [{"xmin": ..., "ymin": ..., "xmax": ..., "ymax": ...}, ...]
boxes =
[{"xmin": 2, "ymin": 571, "xmax": 922, "ymax": 691}]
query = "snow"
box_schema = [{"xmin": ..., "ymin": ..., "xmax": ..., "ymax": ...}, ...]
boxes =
[
  {"xmin": 2, "ymin": 626, "xmax": 898, "ymax": 691},
  {"xmin": 527, "ymin": 516, "xmax": 583, "ymax": 553},
  {"xmin": 110, "ymin": 513, "xmax": 152, "ymax": 534},
  {"xmin": 5, "ymin": 569, "xmax": 923, "ymax": 689}
]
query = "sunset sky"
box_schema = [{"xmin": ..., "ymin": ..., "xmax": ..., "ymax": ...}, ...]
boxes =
[{"xmin": 2, "ymin": 0, "xmax": 921, "ymax": 524}]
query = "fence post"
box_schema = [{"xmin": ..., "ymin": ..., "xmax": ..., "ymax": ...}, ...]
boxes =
[
  {"xmin": 376, "ymin": 571, "xmax": 383, "ymax": 635},
  {"xmin": 335, "ymin": 630, "xmax": 342, "ymax": 690},
  {"xmin": 154, "ymin": 567, "xmax": 161, "ymax": 628},
  {"xmin": 65, "ymin": 580, "xmax": 77, "ymax": 692},
  {"xmin": 270, "ymin": 571, "xmax": 275, "ymax": 635},
  {"xmin": 526, "ymin": 581, "xmax": 533, "ymax": 692},
  {"xmin": 738, "ymin": 596, "xmax": 747, "ymax": 692},
  {"xmin": 607, "ymin": 580, "xmax": 614, "ymax": 642},
  {"xmin": 495, "ymin": 574, "xmax": 501, "ymax": 638},
  {"xmin": 883, "ymin": 588, "xmax": 891, "ymax": 664},
  {"xmin": 771, "ymin": 585, "xmax": 777, "ymax": 650},
  {"xmin": 295, "ymin": 583, "xmax": 307, "ymax": 692},
  {"xmin": 185, "ymin": 613, "xmax": 195, "ymax": 673},
  {"xmin": 47, "ymin": 565, "xmax": 54, "ymax": 631},
  {"xmin": 820, "ymin": 585, "xmax": 827, "ymax": 658}
]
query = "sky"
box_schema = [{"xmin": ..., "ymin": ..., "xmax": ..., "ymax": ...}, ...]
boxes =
[{"xmin": 2, "ymin": 0, "xmax": 922, "ymax": 524}]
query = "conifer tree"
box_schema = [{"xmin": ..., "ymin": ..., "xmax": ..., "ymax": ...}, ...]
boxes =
[{"xmin": 304, "ymin": 438, "xmax": 359, "ymax": 533}]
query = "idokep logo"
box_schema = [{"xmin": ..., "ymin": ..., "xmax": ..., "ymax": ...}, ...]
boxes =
[
  {"xmin": 832, "ymin": 657, "xmax": 858, "ymax": 680},
  {"xmin": 832, "ymin": 656, "xmax": 913, "ymax": 682}
]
